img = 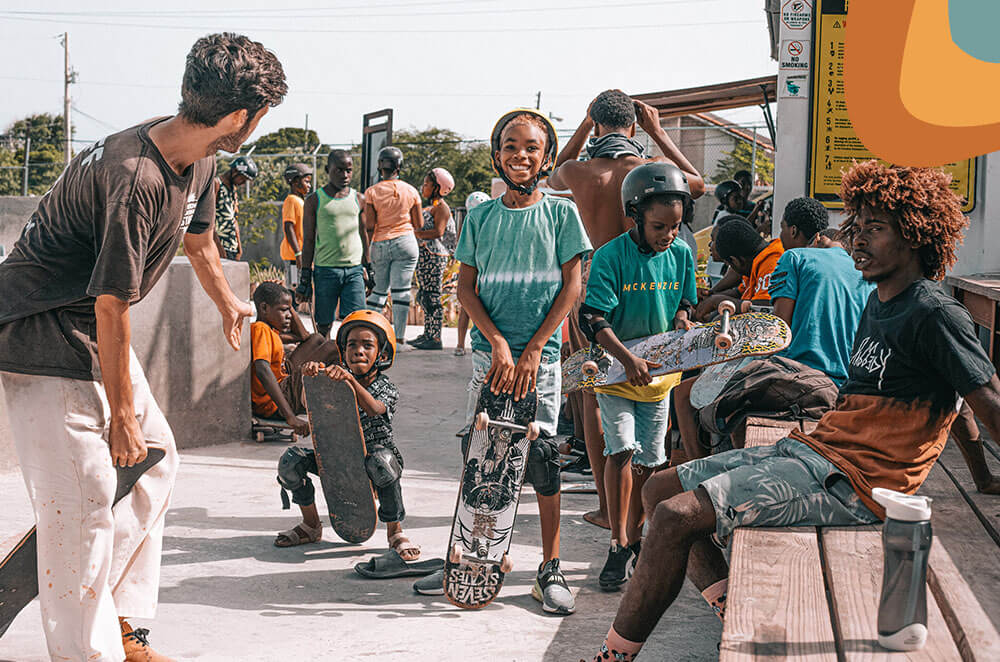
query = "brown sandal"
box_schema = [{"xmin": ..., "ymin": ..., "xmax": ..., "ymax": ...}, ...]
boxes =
[{"xmin": 274, "ymin": 522, "xmax": 322, "ymax": 547}]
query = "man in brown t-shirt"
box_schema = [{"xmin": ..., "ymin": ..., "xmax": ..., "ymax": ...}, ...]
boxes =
[
  {"xmin": 582, "ymin": 161, "xmax": 1000, "ymax": 662},
  {"xmin": 0, "ymin": 34, "xmax": 286, "ymax": 662},
  {"xmin": 547, "ymin": 90, "xmax": 705, "ymax": 531}
]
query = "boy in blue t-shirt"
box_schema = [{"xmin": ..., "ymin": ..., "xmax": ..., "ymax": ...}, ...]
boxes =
[
  {"xmin": 412, "ymin": 109, "xmax": 591, "ymax": 614},
  {"xmin": 578, "ymin": 163, "xmax": 697, "ymax": 590}
]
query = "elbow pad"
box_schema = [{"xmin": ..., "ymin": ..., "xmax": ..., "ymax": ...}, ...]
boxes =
[{"xmin": 578, "ymin": 303, "xmax": 611, "ymax": 343}]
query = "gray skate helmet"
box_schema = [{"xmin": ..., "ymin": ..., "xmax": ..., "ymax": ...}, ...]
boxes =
[
  {"xmin": 621, "ymin": 162, "xmax": 691, "ymax": 220},
  {"xmin": 230, "ymin": 155, "xmax": 259, "ymax": 180}
]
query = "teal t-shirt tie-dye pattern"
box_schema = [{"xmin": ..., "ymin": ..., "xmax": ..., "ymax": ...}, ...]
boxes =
[
  {"xmin": 584, "ymin": 231, "xmax": 697, "ymax": 342},
  {"xmin": 454, "ymin": 194, "xmax": 592, "ymax": 360}
]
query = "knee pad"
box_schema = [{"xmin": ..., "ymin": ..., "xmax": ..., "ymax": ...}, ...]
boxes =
[
  {"xmin": 525, "ymin": 437, "xmax": 561, "ymax": 497},
  {"xmin": 277, "ymin": 446, "xmax": 315, "ymax": 509},
  {"xmin": 390, "ymin": 288, "xmax": 411, "ymax": 306},
  {"xmin": 365, "ymin": 446, "xmax": 402, "ymax": 488}
]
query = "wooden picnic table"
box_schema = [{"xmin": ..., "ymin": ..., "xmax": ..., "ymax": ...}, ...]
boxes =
[
  {"xmin": 719, "ymin": 418, "xmax": 1000, "ymax": 661},
  {"xmin": 946, "ymin": 274, "xmax": 1000, "ymax": 370}
]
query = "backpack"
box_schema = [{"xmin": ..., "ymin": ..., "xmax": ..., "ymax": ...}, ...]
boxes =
[{"xmin": 698, "ymin": 355, "xmax": 839, "ymax": 435}]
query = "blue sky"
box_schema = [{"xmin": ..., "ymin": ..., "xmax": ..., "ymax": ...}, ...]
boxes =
[{"xmin": 0, "ymin": 1, "xmax": 777, "ymax": 149}]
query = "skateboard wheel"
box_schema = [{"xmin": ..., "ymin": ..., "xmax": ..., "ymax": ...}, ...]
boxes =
[
  {"xmin": 718, "ymin": 300, "xmax": 736, "ymax": 316},
  {"xmin": 500, "ymin": 553, "xmax": 514, "ymax": 574},
  {"xmin": 581, "ymin": 360, "xmax": 599, "ymax": 377},
  {"xmin": 525, "ymin": 422, "xmax": 540, "ymax": 441},
  {"xmin": 740, "ymin": 300, "xmax": 753, "ymax": 314},
  {"xmin": 255, "ymin": 430, "xmax": 264, "ymax": 442},
  {"xmin": 715, "ymin": 333, "xmax": 733, "ymax": 351},
  {"xmin": 449, "ymin": 543, "xmax": 463, "ymax": 564},
  {"xmin": 474, "ymin": 412, "xmax": 490, "ymax": 431}
]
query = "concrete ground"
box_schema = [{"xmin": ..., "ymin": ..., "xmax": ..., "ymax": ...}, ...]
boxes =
[{"xmin": 0, "ymin": 325, "xmax": 721, "ymax": 662}]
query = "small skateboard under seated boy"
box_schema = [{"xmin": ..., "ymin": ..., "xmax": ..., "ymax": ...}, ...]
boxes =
[
  {"xmin": 274, "ymin": 311, "xmax": 436, "ymax": 576},
  {"xmin": 251, "ymin": 281, "xmax": 342, "ymax": 439}
]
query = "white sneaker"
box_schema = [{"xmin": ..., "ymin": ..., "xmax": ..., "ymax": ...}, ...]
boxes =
[{"xmin": 396, "ymin": 342, "xmax": 414, "ymax": 353}]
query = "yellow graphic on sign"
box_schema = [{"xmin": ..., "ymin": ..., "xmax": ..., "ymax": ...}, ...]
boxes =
[{"xmin": 809, "ymin": 0, "xmax": 976, "ymax": 212}]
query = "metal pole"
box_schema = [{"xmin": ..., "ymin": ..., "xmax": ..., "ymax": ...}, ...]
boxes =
[
  {"xmin": 536, "ymin": 91, "xmax": 541, "ymax": 110},
  {"xmin": 22, "ymin": 135, "xmax": 31, "ymax": 196},
  {"xmin": 63, "ymin": 32, "xmax": 71, "ymax": 164},
  {"xmin": 751, "ymin": 131, "xmax": 758, "ymax": 188}
]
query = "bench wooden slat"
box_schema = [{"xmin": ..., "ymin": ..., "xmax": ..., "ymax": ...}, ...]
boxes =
[
  {"xmin": 721, "ymin": 527, "xmax": 839, "ymax": 661},
  {"xmin": 820, "ymin": 527, "xmax": 961, "ymax": 661},
  {"xmin": 721, "ymin": 421, "xmax": 838, "ymax": 661},
  {"xmin": 918, "ymin": 451, "xmax": 1000, "ymax": 662}
]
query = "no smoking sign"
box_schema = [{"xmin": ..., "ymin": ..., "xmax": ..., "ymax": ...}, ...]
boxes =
[{"xmin": 781, "ymin": 39, "xmax": 810, "ymax": 71}]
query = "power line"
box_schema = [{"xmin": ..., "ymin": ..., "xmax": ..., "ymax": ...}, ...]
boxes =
[
  {"xmin": 0, "ymin": 14, "xmax": 759, "ymax": 33},
  {"xmin": 70, "ymin": 104, "xmax": 117, "ymax": 131},
  {"xmin": 1, "ymin": 0, "xmax": 707, "ymax": 19}
]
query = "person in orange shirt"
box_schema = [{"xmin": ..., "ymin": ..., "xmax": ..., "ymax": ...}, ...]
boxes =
[
  {"xmin": 714, "ymin": 218, "xmax": 783, "ymax": 306},
  {"xmin": 250, "ymin": 282, "xmax": 340, "ymax": 438},
  {"xmin": 280, "ymin": 163, "xmax": 313, "ymax": 289},
  {"xmin": 363, "ymin": 146, "xmax": 423, "ymax": 348}
]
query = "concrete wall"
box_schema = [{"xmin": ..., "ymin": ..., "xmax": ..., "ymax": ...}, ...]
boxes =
[
  {"xmin": 0, "ymin": 196, "xmax": 37, "ymax": 256},
  {"xmin": 0, "ymin": 257, "xmax": 251, "ymax": 472}
]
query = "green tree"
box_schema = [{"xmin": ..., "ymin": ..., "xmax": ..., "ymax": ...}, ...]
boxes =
[
  {"xmin": 393, "ymin": 127, "xmax": 493, "ymax": 206},
  {"xmin": 250, "ymin": 127, "xmax": 320, "ymax": 154},
  {"xmin": 0, "ymin": 113, "xmax": 71, "ymax": 195},
  {"xmin": 712, "ymin": 139, "xmax": 774, "ymax": 186}
]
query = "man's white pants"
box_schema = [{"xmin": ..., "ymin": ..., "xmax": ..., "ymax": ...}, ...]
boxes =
[{"xmin": 2, "ymin": 349, "xmax": 178, "ymax": 662}]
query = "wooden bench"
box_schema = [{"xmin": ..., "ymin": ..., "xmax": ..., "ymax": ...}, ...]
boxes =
[{"xmin": 719, "ymin": 418, "xmax": 1000, "ymax": 661}]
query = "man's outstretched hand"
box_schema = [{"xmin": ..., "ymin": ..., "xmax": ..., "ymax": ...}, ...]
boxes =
[{"xmin": 222, "ymin": 299, "xmax": 255, "ymax": 351}]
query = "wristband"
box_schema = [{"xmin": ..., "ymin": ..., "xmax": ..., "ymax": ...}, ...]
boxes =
[{"xmin": 295, "ymin": 251, "xmax": 302, "ymax": 257}]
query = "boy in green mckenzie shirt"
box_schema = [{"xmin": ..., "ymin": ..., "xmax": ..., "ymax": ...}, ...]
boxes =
[
  {"xmin": 579, "ymin": 163, "xmax": 697, "ymax": 590},
  {"xmin": 413, "ymin": 108, "xmax": 591, "ymax": 614}
]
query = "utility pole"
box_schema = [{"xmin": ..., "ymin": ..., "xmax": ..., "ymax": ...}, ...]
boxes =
[
  {"xmin": 22, "ymin": 134, "xmax": 31, "ymax": 196},
  {"xmin": 535, "ymin": 91, "xmax": 541, "ymax": 110},
  {"xmin": 60, "ymin": 32, "xmax": 76, "ymax": 164}
]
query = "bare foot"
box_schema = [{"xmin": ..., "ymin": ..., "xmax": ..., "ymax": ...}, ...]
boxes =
[{"xmin": 583, "ymin": 509, "xmax": 610, "ymax": 530}]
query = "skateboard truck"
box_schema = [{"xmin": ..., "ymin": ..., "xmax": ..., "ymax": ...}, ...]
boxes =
[
  {"xmin": 449, "ymin": 542, "xmax": 514, "ymax": 573},
  {"xmin": 581, "ymin": 344, "xmax": 607, "ymax": 379},
  {"xmin": 715, "ymin": 300, "xmax": 737, "ymax": 350},
  {"xmin": 474, "ymin": 412, "xmax": 540, "ymax": 441}
]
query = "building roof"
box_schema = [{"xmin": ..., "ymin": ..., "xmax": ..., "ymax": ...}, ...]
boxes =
[
  {"xmin": 689, "ymin": 112, "xmax": 774, "ymax": 151},
  {"xmin": 633, "ymin": 76, "xmax": 778, "ymax": 119}
]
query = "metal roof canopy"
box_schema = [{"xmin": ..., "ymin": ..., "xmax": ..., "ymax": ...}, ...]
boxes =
[{"xmin": 633, "ymin": 75, "xmax": 777, "ymax": 144}]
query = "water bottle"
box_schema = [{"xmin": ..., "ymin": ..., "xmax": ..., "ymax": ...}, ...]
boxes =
[{"xmin": 871, "ymin": 487, "xmax": 933, "ymax": 651}]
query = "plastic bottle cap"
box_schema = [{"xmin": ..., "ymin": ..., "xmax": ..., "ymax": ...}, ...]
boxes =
[{"xmin": 872, "ymin": 487, "xmax": 932, "ymax": 522}]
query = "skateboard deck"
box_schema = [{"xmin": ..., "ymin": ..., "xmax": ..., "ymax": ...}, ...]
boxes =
[
  {"xmin": 562, "ymin": 312, "xmax": 791, "ymax": 394},
  {"xmin": 303, "ymin": 375, "xmax": 377, "ymax": 544},
  {"xmin": 444, "ymin": 389, "xmax": 538, "ymax": 609},
  {"xmin": 689, "ymin": 356, "xmax": 755, "ymax": 409},
  {"xmin": 0, "ymin": 448, "xmax": 166, "ymax": 638}
]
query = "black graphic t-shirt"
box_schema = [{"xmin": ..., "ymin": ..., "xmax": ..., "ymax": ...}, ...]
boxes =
[
  {"xmin": 0, "ymin": 118, "xmax": 216, "ymax": 380},
  {"xmin": 794, "ymin": 279, "xmax": 995, "ymax": 517},
  {"xmin": 361, "ymin": 374, "xmax": 398, "ymax": 457}
]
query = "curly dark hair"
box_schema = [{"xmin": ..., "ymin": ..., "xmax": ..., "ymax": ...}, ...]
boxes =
[
  {"xmin": 782, "ymin": 197, "xmax": 829, "ymax": 240},
  {"xmin": 589, "ymin": 90, "xmax": 636, "ymax": 130},
  {"xmin": 252, "ymin": 281, "xmax": 291, "ymax": 309},
  {"xmin": 716, "ymin": 218, "xmax": 766, "ymax": 261},
  {"xmin": 839, "ymin": 160, "xmax": 967, "ymax": 280},
  {"xmin": 179, "ymin": 33, "xmax": 287, "ymax": 127}
]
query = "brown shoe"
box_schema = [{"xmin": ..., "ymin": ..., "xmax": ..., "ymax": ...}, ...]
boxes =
[{"xmin": 120, "ymin": 618, "xmax": 175, "ymax": 662}]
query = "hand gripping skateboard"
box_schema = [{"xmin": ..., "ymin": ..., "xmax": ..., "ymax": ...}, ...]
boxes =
[
  {"xmin": 303, "ymin": 375, "xmax": 377, "ymax": 544},
  {"xmin": 0, "ymin": 448, "xmax": 166, "ymax": 638},
  {"xmin": 443, "ymin": 389, "xmax": 539, "ymax": 609},
  {"xmin": 562, "ymin": 301, "xmax": 791, "ymax": 394}
]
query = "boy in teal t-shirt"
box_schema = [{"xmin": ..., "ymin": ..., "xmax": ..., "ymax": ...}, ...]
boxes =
[
  {"xmin": 412, "ymin": 110, "xmax": 591, "ymax": 614},
  {"xmin": 579, "ymin": 163, "xmax": 696, "ymax": 590}
]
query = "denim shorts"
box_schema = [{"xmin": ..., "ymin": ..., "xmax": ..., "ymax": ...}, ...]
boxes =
[
  {"xmin": 595, "ymin": 393, "xmax": 669, "ymax": 467},
  {"xmin": 313, "ymin": 265, "xmax": 365, "ymax": 325},
  {"xmin": 676, "ymin": 437, "xmax": 879, "ymax": 543}
]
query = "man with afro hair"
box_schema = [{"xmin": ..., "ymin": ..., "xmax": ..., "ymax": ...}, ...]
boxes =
[{"xmin": 583, "ymin": 161, "xmax": 1000, "ymax": 662}]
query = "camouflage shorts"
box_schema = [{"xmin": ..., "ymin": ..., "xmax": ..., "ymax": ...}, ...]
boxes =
[{"xmin": 676, "ymin": 437, "xmax": 879, "ymax": 543}]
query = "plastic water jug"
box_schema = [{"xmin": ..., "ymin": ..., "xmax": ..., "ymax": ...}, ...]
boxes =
[{"xmin": 871, "ymin": 487, "xmax": 933, "ymax": 651}]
